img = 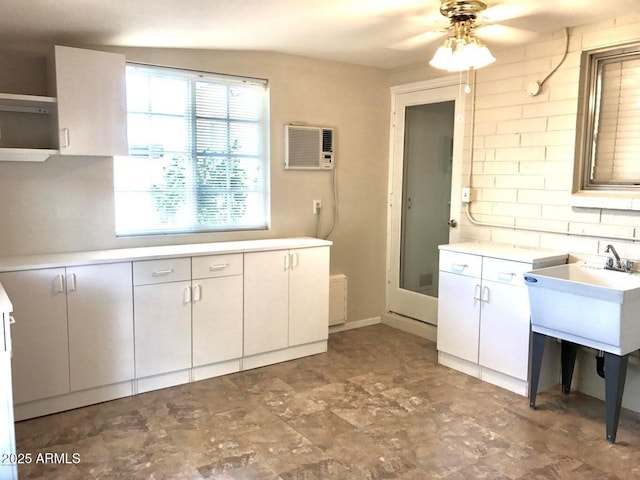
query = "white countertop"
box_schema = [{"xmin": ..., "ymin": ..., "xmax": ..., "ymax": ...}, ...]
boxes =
[
  {"xmin": 439, "ymin": 241, "xmax": 567, "ymax": 264},
  {"xmin": 0, "ymin": 237, "xmax": 332, "ymax": 272}
]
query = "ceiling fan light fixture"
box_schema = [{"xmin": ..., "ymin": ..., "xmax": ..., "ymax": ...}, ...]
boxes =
[
  {"xmin": 429, "ymin": 35, "xmax": 495, "ymax": 72},
  {"xmin": 429, "ymin": 0, "xmax": 496, "ymax": 72},
  {"xmin": 428, "ymin": 38, "xmax": 456, "ymax": 69}
]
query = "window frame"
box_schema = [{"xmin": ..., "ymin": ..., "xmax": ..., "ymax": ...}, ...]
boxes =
[
  {"xmin": 573, "ymin": 42, "xmax": 640, "ymax": 195},
  {"xmin": 114, "ymin": 63, "xmax": 271, "ymax": 236}
]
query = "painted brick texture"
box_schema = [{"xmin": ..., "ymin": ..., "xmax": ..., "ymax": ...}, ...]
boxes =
[{"xmin": 461, "ymin": 13, "xmax": 640, "ymax": 263}]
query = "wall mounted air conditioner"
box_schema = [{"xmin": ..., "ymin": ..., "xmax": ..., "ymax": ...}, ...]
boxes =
[{"xmin": 284, "ymin": 125, "xmax": 334, "ymax": 170}]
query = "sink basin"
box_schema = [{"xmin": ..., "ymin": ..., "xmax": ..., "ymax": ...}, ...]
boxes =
[{"xmin": 524, "ymin": 263, "xmax": 640, "ymax": 355}]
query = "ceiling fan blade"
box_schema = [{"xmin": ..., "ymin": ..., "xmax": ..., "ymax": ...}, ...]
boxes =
[
  {"xmin": 390, "ymin": 30, "xmax": 447, "ymax": 50},
  {"xmin": 482, "ymin": 1, "xmax": 542, "ymax": 23},
  {"xmin": 475, "ymin": 24, "xmax": 538, "ymax": 43}
]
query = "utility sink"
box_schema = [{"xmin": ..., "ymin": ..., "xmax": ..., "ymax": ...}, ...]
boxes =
[
  {"xmin": 524, "ymin": 263, "xmax": 640, "ymax": 355},
  {"xmin": 525, "ymin": 261, "xmax": 640, "ymax": 443}
]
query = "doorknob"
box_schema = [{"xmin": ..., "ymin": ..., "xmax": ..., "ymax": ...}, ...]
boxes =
[{"xmin": 448, "ymin": 219, "xmax": 458, "ymax": 228}]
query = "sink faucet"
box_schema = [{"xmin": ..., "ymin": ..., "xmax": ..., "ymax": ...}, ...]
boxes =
[{"xmin": 604, "ymin": 244, "xmax": 634, "ymax": 273}]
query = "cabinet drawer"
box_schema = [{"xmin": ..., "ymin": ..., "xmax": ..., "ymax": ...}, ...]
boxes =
[
  {"xmin": 192, "ymin": 254, "xmax": 243, "ymax": 279},
  {"xmin": 133, "ymin": 258, "xmax": 191, "ymax": 286},
  {"xmin": 482, "ymin": 258, "xmax": 530, "ymax": 287},
  {"xmin": 439, "ymin": 251, "xmax": 482, "ymax": 278}
]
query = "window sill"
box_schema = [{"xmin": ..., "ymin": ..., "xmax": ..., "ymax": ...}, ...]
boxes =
[{"xmin": 570, "ymin": 190, "xmax": 640, "ymax": 211}]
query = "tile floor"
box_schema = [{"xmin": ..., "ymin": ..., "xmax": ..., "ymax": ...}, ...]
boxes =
[{"xmin": 14, "ymin": 324, "xmax": 640, "ymax": 479}]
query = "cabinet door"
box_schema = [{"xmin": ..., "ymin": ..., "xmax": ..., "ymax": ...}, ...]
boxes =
[
  {"xmin": 0, "ymin": 313, "xmax": 17, "ymax": 480},
  {"xmin": 51, "ymin": 45, "xmax": 127, "ymax": 156},
  {"xmin": 436, "ymin": 271, "xmax": 480, "ymax": 363},
  {"xmin": 134, "ymin": 281, "xmax": 192, "ymax": 378},
  {"xmin": 289, "ymin": 247, "xmax": 329, "ymax": 346},
  {"xmin": 0, "ymin": 269, "xmax": 69, "ymax": 403},
  {"xmin": 244, "ymin": 250, "xmax": 289, "ymax": 356},
  {"xmin": 479, "ymin": 281, "xmax": 531, "ymax": 380},
  {"xmin": 192, "ymin": 275, "xmax": 243, "ymax": 366},
  {"xmin": 66, "ymin": 263, "xmax": 134, "ymax": 391}
]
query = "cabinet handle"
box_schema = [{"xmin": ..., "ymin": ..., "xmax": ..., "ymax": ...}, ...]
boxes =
[
  {"xmin": 152, "ymin": 268, "xmax": 174, "ymax": 277},
  {"xmin": 482, "ymin": 286, "xmax": 490, "ymax": 303},
  {"xmin": 184, "ymin": 286, "xmax": 191, "ymax": 304},
  {"xmin": 54, "ymin": 274, "xmax": 65, "ymax": 294},
  {"xmin": 7, "ymin": 316, "xmax": 14, "ymax": 357},
  {"xmin": 209, "ymin": 264, "xmax": 229, "ymax": 272},
  {"xmin": 67, "ymin": 273, "xmax": 77, "ymax": 292},
  {"xmin": 497, "ymin": 272, "xmax": 516, "ymax": 282},
  {"xmin": 291, "ymin": 252, "xmax": 299, "ymax": 269},
  {"xmin": 193, "ymin": 284, "xmax": 202, "ymax": 302},
  {"xmin": 284, "ymin": 253, "xmax": 290, "ymax": 271},
  {"xmin": 473, "ymin": 284, "xmax": 481, "ymax": 301},
  {"xmin": 452, "ymin": 263, "xmax": 468, "ymax": 273},
  {"xmin": 61, "ymin": 128, "xmax": 70, "ymax": 149}
]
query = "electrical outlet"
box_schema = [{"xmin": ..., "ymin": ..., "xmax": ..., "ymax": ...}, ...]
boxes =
[
  {"xmin": 462, "ymin": 187, "xmax": 471, "ymax": 203},
  {"xmin": 313, "ymin": 199, "xmax": 322, "ymax": 214}
]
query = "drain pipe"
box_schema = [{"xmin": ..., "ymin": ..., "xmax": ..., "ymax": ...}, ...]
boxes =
[{"xmin": 596, "ymin": 351, "xmax": 605, "ymax": 378}]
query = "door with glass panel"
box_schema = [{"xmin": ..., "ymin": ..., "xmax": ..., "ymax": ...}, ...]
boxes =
[{"xmin": 388, "ymin": 83, "xmax": 464, "ymax": 325}]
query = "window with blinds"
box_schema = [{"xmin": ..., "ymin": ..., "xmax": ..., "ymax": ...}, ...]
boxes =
[
  {"xmin": 580, "ymin": 44, "xmax": 640, "ymax": 190},
  {"xmin": 114, "ymin": 64, "xmax": 269, "ymax": 235}
]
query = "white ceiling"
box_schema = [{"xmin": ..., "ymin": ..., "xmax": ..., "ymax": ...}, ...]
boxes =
[{"xmin": 2, "ymin": 0, "xmax": 639, "ymax": 69}]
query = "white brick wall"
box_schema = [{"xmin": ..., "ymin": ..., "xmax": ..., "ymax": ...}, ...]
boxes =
[{"xmin": 462, "ymin": 13, "xmax": 640, "ymax": 263}]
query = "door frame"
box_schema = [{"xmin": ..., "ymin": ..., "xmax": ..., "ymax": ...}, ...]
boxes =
[{"xmin": 386, "ymin": 76, "xmax": 467, "ymax": 324}]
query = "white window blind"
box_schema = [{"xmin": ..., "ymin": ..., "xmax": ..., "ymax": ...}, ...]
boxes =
[
  {"xmin": 114, "ymin": 64, "xmax": 269, "ymax": 235},
  {"xmin": 591, "ymin": 53, "xmax": 640, "ymax": 186}
]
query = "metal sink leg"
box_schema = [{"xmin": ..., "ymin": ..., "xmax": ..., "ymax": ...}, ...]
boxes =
[{"xmin": 604, "ymin": 352, "xmax": 628, "ymax": 444}]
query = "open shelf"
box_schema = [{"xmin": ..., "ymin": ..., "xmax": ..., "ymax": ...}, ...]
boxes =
[
  {"xmin": 0, "ymin": 93, "xmax": 57, "ymax": 113},
  {"xmin": 0, "ymin": 148, "xmax": 59, "ymax": 162}
]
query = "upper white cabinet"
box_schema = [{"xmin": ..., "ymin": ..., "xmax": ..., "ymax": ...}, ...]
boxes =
[
  {"xmin": 0, "ymin": 45, "xmax": 127, "ymax": 161},
  {"xmin": 49, "ymin": 45, "xmax": 128, "ymax": 157}
]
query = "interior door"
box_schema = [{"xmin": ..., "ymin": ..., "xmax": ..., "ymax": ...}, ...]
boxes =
[{"xmin": 388, "ymin": 82, "xmax": 465, "ymax": 325}]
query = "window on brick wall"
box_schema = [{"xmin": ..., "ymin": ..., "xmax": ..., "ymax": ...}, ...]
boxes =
[{"xmin": 575, "ymin": 42, "xmax": 640, "ymax": 192}]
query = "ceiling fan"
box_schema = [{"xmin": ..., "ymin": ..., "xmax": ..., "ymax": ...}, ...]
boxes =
[
  {"xmin": 391, "ymin": 0, "xmax": 538, "ymax": 70},
  {"xmin": 430, "ymin": 0, "xmax": 497, "ymax": 70}
]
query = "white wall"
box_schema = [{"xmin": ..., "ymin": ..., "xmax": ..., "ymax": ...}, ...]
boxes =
[
  {"xmin": 389, "ymin": 13, "xmax": 640, "ymax": 411},
  {"xmin": 0, "ymin": 47, "xmax": 390, "ymax": 324}
]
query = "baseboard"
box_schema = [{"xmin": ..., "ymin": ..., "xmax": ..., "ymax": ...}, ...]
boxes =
[
  {"xmin": 329, "ymin": 317, "xmax": 381, "ymax": 334},
  {"xmin": 381, "ymin": 312, "xmax": 437, "ymax": 342}
]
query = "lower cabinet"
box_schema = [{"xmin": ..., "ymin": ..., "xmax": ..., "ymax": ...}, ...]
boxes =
[
  {"xmin": 437, "ymin": 244, "xmax": 566, "ymax": 396},
  {"xmin": 134, "ymin": 280, "xmax": 193, "ymax": 379},
  {"xmin": 0, "ymin": 268, "xmax": 70, "ymax": 404},
  {"xmin": 244, "ymin": 250, "xmax": 289, "ymax": 356},
  {"xmin": 191, "ymin": 255, "xmax": 243, "ymax": 371},
  {"xmin": 2, "ymin": 239, "xmax": 330, "ymax": 419},
  {"xmin": 133, "ymin": 258, "xmax": 192, "ymax": 390},
  {"xmin": 67, "ymin": 263, "xmax": 134, "ymax": 391},
  {"xmin": 244, "ymin": 246, "xmax": 329, "ymax": 361},
  {"xmin": 0, "ymin": 263, "xmax": 134, "ymax": 411},
  {"xmin": 133, "ymin": 254, "xmax": 244, "ymax": 390}
]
